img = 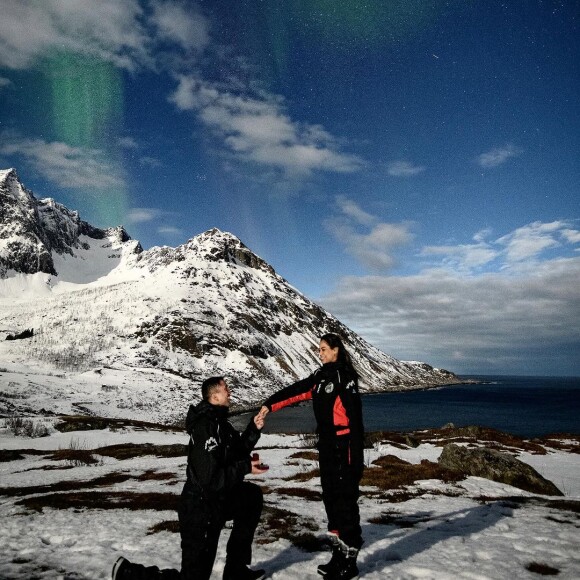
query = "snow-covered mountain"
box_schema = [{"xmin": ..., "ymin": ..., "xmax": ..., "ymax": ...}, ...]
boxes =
[{"xmin": 0, "ymin": 169, "xmax": 459, "ymax": 423}]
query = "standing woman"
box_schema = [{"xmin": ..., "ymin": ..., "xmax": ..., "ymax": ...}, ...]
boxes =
[{"xmin": 258, "ymin": 333, "xmax": 364, "ymax": 580}]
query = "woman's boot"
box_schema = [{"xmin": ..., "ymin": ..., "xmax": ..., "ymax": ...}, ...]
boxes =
[
  {"xmin": 329, "ymin": 545, "xmax": 359, "ymax": 580},
  {"xmin": 317, "ymin": 534, "xmax": 342, "ymax": 576}
]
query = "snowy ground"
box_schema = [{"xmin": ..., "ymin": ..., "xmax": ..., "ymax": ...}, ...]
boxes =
[{"xmin": 1, "ymin": 418, "xmax": 579, "ymax": 580}]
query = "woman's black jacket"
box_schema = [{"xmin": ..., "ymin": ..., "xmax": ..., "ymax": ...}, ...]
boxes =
[{"xmin": 263, "ymin": 361, "xmax": 364, "ymax": 473}]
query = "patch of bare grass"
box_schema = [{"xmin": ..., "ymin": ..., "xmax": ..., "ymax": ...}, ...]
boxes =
[
  {"xmin": 367, "ymin": 426, "xmax": 553, "ymax": 455},
  {"xmin": 0, "ymin": 472, "xmax": 132, "ymax": 498},
  {"xmin": 16, "ymin": 490, "xmax": 179, "ymax": 512},
  {"xmin": 297, "ymin": 433, "xmax": 319, "ymax": 449},
  {"xmin": 0, "ymin": 449, "xmax": 47, "ymax": 462},
  {"xmin": 525, "ymin": 562, "xmax": 560, "ymax": 575},
  {"xmin": 539, "ymin": 434, "xmax": 580, "ymax": 454},
  {"xmin": 291, "ymin": 533, "xmax": 326, "ymax": 553},
  {"xmin": 419, "ymin": 426, "xmax": 548, "ymax": 455},
  {"xmin": 147, "ymin": 520, "xmax": 180, "ymax": 535},
  {"xmin": 368, "ymin": 511, "xmax": 432, "ymax": 528},
  {"xmin": 282, "ymin": 467, "xmax": 320, "ymax": 482},
  {"xmin": 50, "ymin": 448, "xmax": 100, "ymax": 466},
  {"xmin": 19, "ymin": 464, "xmax": 77, "ymax": 472},
  {"xmin": 54, "ymin": 415, "xmax": 180, "ymax": 433},
  {"xmin": 361, "ymin": 456, "xmax": 464, "ymax": 491},
  {"xmin": 377, "ymin": 490, "xmax": 425, "ymax": 502},
  {"xmin": 137, "ymin": 470, "xmax": 178, "ymax": 482},
  {"xmin": 364, "ymin": 431, "xmax": 419, "ymax": 449},
  {"xmin": 6, "ymin": 416, "xmax": 51, "ymax": 438},
  {"xmin": 288, "ymin": 451, "xmax": 318, "ymax": 461},
  {"xmin": 0, "ymin": 450, "xmax": 26, "ymax": 462},
  {"xmin": 371, "ymin": 454, "xmax": 411, "ymax": 468},
  {"xmin": 256, "ymin": 504, "xmax": 319, "ymax": 547},
  {"xmin": 475, "ymin": 496, "xmax": 580, "ymax": 515},
  {"xmin": 273, "ymin": 487, "xmax": 322, "ymax": 501},
  {"xmin": 548, "ymin": 499, "xmax": 580, "ymax": 514},
  {"xmin": 95, "ymin": 443, "xmax": 186, "ymax": 460}
]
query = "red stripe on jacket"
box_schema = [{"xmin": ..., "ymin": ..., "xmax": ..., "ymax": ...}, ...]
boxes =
[
  {"xmin": 333, "ymin": 395, "xmax": 350, "ymax": 435},
  {"xmin": 270, "ymin": 389, "xmax": 313, "ymax": 412}
]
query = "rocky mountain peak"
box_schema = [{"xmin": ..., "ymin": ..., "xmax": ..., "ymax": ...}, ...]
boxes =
[
  {"xmin": 191, "ymin": 228, "xmax": 276, "ymax": 274},
  {"xmin": 0, "ymin": 167, "xmax": 20, "ymax": 188},
  {"xmin": 0, "ymin": 168, "xmax": 137, "ymax": 278}
]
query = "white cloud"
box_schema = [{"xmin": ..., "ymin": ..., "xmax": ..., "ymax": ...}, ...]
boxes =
[
  {"xmin": 497, "ymin": 221, "xmax": 569, "ymax": 263},
  {"xmin": 118, "ymin": 137, "xmax": 139, "ymax": 149},
  {"xmin": 336, "ymin": 196, "xmax": 376, "ymax": 227},
  {"xmin": 150, "ymin": 1, "xmax": 209, "ymax": 51},
  {"xmin": 325, "ymin": 197, "xmax": 413, "ymax": 272},
  {"xmin": 0, "ymin": 2, "xmax": 358, "ymax": 186},
  {"xmin": 419, "ymin": 221, "xmax": 580, "ymax": 273},
  {"xmin": 0, "ymin": 0, "xmax": 151, "ymax": 71},
  {"xmin": 138, "ymin": 156, "xmax": 163, "ymax": 168},
  {"xmin": 387, "ymin": 160, "xmax": 426, "ymax": 177},
  {"xmin": 127, "ymin": 208, "xmax": 164, "ymax": 224},
  {"xmin": 321, "ymin": 256, "xmax": 580, "ymax": 375},
  {"xmin": 562, "ymin": 228, "xmax": 580, "ymax": 244},
  {"xmin": 473, "ymin": 228, "xmax": 492, "ymax": 243},
  {"xmin": 0, "ymin": 0, "xmax": 209, "ymax": 72},
  {"xmin": 321, "ymin": 221, "xmax": 580, "ymax": 375},
  {"xmin": 117, "ymin": 138, "xmax": 162, "ymax": 167},
  {"xmin": 421, "ymin": 243, "xmax": 499, "ymax": 271},
  {"xmin": 0, "ymin": 132, "xmax": 124, "ymax": 189},
  {"xmin": 477, "ymin": 144, "xmax": 522, "ymax": 168},
  {"xmin": 169, "ymin": 75, "xmax": 365, "ymax": 179},
  {"xmin": 157, "ymin": 226, "xmax": 183, "ymax": 235}
]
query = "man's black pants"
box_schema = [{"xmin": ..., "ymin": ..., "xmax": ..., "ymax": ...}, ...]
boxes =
[{"xmin": 178, "ymin": 481, "xmax": 263, "ymax": 580}]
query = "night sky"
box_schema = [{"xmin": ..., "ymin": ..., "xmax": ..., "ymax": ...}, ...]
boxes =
[{"xmin": 1, "ymin": 1, "xmax": 579, "ymax": 375}]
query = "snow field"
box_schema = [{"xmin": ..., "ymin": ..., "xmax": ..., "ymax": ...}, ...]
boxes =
[{"xmin": 1, "ymin": 426, "xmax": 579, "ymax": 579}]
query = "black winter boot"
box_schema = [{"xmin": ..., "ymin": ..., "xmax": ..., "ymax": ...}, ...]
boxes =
[
  {"xmin": 111, "ymin": 556, "xmax": 179, "ymax": 580},
  {"xmin": 317, "ymin": 535, "xmax": 342, "ymax": 576},
  {"xmin": 222, "ymin": 561, "xmax": 266, "ymax": 580},
  {"xmin": 112, "ymin": 557, "xmax": 133, "ymax": 580},
  {"xmin": 328, "ymin": 546, "xmax": 359, "ymax": 580}
]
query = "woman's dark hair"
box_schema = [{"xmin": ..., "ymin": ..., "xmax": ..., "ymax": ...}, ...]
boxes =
[{"xmin": 320, "ymin": 333, "xmax": 359, "ymax": 377}]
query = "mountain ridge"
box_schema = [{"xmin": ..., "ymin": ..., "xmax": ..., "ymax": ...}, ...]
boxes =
[{"xmin": 0, "ymin": 169, "xmax": 461, "ymax": 423}]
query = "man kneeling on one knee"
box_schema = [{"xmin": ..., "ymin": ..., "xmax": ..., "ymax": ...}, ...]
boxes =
[{"xmin": 112, "ymin": 376, "xmax": 268, "ymax": 580}]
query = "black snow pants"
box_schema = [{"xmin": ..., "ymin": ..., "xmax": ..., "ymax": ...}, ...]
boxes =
[
  {"xmin": 178, "ymin": 480, "xmax": 263, "ymax": 580},
  {"xmin": 319, "ymin": 437, "xmax": 363, "ymax": 550},
  {"xmin": 117, "ymin": 481, "xmax": 262, "ymax": 580}
]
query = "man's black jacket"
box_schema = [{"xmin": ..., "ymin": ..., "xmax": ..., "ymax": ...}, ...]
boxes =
[{"xmin": 182, "ymin": 400, "xmax": 261, "ymax": 499}]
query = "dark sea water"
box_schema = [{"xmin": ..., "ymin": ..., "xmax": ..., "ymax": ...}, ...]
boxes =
[{"xmin": 234, "ymin": 376, "xmax": 580, "ymax": 438}]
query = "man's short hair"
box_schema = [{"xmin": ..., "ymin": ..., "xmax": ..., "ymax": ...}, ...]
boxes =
[{"xmin": 202, "ymin": 376, "xmax": 225, "ymax": 401}]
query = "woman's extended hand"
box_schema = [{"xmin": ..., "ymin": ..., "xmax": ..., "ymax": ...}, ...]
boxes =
[{"xmin": 253, "ymin": 406, "xmax": 269, "ymax": 429}]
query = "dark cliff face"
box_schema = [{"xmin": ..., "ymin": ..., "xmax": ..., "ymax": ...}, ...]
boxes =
[
  {"xmin": 0, "ymin": 169, "xmax": 133, "ymax": 277},
  {"xmin": 0, "ymin": 169, "xmax": 57, "ymax": 276}
]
